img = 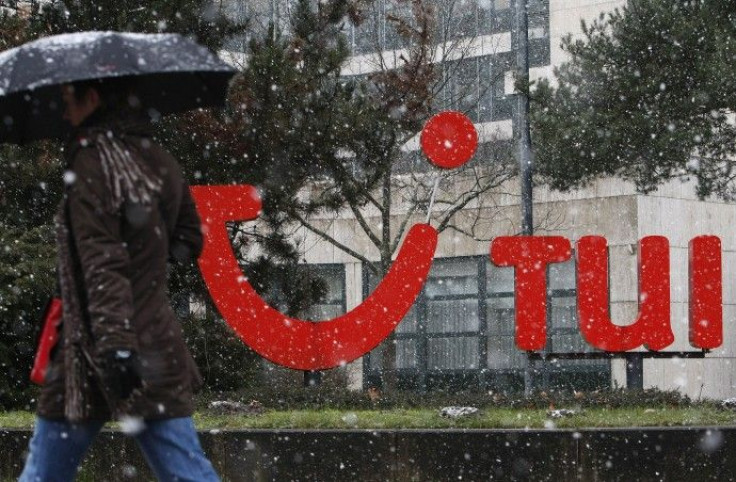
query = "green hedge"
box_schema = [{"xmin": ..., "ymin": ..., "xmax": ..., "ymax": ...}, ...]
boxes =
[{"xmin": 195, "ymin": 386, "xmax": 699, "ymax": 412}]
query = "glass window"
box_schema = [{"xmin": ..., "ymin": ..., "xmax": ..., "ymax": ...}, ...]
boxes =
[
  {"xmin": 428, "ymin": 256, "xmax": 479, "ymax": 280},
  {"xmin": 546, "ymin": 258, "xmax": 610, "ymax": 389},
  {"xmin": 352, "ymin": 5, "xmax": 382, "ymax": 54},
  {"xmin": 478, "ymin": 55, "xmax": 513, "ymax": 122},
  {"xmin": 431, "ymin": 0, "xmax": 449, "ymax": 44},
  {"xmin": 361, "ymin": 225, "xmax": 608, "ymax": 391},
  {"xmin": 426, "ymin": 257, "xmax": 480, "ymax": 334},
  {"xmin": 369, "ymin": 343, "xmax": 384, "ymax": 370},
  {"xmin": 528, "ymin": 0, "xmax": 548, "ymax": 13},
  {"xmin": 486, "ymin": 295, "xmax": 524, "ymax": 370},
  {"xmin": 426, "ymin": 274, "xmax": 478, "ymax": 297},
  {"xmin": 548, "ymin": 259, "xmax": 575, "ymax": 291},
  {"xmin": 487, "ymin": 263, "xmax": 514, "ymax": 294},
  {"xmin": 384, "ymin": 0, "xmax": 414, "ymax": 50},
  {"xmin": 549, "ymin": 295, "xmax": 577, "ymax": 331},
  {"xmin": 432, "ymin": 62, "xmax": 453, "ymax": 113},
  {"xmin": 428, "ymin": 337, "xmax": 479, "ymax": 369},
  {"xmin": 486, "ymin": 264, "xmax": 523, "ymax": 371},
  {"xmin": 301, "ymin": 264, "xmax": 346, "ymax": 322},
  {"xmin": 396, "ymin": 304, "xmax": 419, "ymax": 333},
  {"xmin": 528, "ymin": 11, "xmax": 551, "ymax": 66},
  {"xmin": 449, "ymin": 58, "xmax": 479, "ymax": 121},
  {"xmin": 427, "ymin": 299, "xmax": 479, "ymax": 332},
  {"xmin": 547, "ymin": 259, "xmax": 582, "ymax": 344},
  {"xmin": 486, "ymin": 295, "xmax": 514, "ymax": 335},
  {"xmin": 529, "ymin": 37, "xmax": 551, "ymax": 66},
  {"xmin": 477, "ymin": 0, "xmax": 512, "ymax": 35},
  {"xmin": 397, "ymin": 339, "xmax": 418, "ymax": 368},
  {"xmin": 450, "ymin": 0, "xmax": 478, "ymax": 40},
  {"xmin": 487, "ymin": 334, "xmax": 524, "ymax": 369},
  {"xmin": 365, "ymin": 257, "xmax": 484, "ymax": 387}
]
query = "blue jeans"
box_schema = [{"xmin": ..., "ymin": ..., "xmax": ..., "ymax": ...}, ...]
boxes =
[{"xmin": 19, "ymin": 416, "xmax": 219, "ymax": 482}]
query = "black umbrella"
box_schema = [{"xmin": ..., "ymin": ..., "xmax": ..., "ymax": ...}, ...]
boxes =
[{"xmin": 0, "ymin": 31, "xmax": 237, "ymax": 144}]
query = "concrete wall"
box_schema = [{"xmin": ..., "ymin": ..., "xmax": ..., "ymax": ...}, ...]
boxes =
[
  {"xmin": 637, "ymin": 180, "xmax": 736, "ymax": 399},
  {"xmin": 3, "ymin": 427, "xmax": 736, "ymax": 481}
]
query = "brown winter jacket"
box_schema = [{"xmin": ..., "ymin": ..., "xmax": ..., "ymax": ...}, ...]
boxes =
[{"xmin": 38, "ymin": 112, "xmax": 203, "ymax": 421}]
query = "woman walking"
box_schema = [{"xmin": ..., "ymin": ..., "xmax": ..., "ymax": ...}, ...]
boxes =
[{"xmin": 19, "ymin": 79, "xmax": 219, "ymax": 482}]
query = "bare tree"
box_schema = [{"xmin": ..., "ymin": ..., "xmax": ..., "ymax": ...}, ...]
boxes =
[
  {"xmin": 293, "ymin": 0, "xmax": 515, "ymax": 269},
  {"xmin": 276, "ymin": 0, "xmax": 520, "ymax": 388}
]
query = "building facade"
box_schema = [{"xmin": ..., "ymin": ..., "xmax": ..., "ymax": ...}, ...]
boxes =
[{"xmin": 225, "ymin": 0, "xmax": 736, "ymax": 399}]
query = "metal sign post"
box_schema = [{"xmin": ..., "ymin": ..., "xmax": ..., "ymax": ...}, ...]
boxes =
[{"xmin": 514, "ymin": 0, "xmax": 536, "ymax": 397}]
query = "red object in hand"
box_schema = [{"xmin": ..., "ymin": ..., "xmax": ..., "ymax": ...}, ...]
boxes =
[{"xmin": 30, "ymin": 298, "xmax": 62, "ymax": 385}]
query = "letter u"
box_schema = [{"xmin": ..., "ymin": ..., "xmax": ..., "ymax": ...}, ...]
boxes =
[{"xmin": 576, "ymin": 236, "xmax": 674, "ymax": 351}]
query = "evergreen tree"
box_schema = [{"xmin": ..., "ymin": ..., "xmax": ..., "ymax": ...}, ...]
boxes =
[
  {"xmin": 0, "ymin": 13, "xmax": 62, "ymax": 406},
  {"xmin": 160, "ymin": 0, "xmax": 374, "ymax": 337},
  {"xmin": 172, "ymin": 0, "xmax": 516, "ymax": 390},
  {"xmin": 0, "ymin": 224, "xmax": 56, "ymax": 407},
  {"xmin": 531, "ymin": 0, "xmax": 736, "ymax": 199}
]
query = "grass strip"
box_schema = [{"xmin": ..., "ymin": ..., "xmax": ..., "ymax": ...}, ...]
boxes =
[
  {"xmin": 193, "ymin": 407, "xmax": 736, "ymax": 430},
  {"xmin": 1, "ymin": 408, "xmax": 734, "ymax": 431},
  {"xmin": 0, "ymin": 407, "xmax": 736, "ymax": 431}
]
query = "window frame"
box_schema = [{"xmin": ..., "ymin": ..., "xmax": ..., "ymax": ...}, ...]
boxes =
[{"xmin": 362, "ymin": 254, "xmax": 611, "ymax": 391}]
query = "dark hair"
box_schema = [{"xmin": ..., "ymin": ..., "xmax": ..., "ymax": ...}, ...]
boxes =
[{"xmin": 71, "ymin": 77, "xmax": 142, "ymax": 113}]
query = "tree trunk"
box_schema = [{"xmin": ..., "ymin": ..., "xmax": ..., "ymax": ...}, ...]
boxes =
[{"xmin": 379, "ymin": 171, "xmax": 400, "ymax": 392}]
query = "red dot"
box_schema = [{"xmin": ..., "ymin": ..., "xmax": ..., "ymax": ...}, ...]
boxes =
[{"xmin": 420, "ymin": 111, "xmax": 478, "ymax": 169}]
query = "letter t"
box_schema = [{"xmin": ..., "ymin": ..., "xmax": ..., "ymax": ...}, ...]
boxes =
[{"xmin": 490, "ymin": 237, "xmax": 572, "ymax": 351}]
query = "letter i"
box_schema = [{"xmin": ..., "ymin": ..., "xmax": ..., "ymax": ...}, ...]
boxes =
[{"xmin": 689, "ymin": 236, "xmax": 722, "ymax": 349}]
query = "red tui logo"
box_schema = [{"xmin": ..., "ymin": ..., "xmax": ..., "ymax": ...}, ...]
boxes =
[{"xmin": 190, "ymin": 112, "xmax": 723, "ymax": 371}]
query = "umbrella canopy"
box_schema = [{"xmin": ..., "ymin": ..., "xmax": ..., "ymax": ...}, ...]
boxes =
[{"xmin": 0, "ymin": 31, "xmax": 237, "ymax": 144}]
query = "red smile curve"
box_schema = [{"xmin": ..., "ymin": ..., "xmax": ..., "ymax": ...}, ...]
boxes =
[{"xmin": 190, "ymin": 184, "xmax": 438, "ymax": 370}]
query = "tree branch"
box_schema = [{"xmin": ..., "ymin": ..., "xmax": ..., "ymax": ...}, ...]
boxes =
[
  {"xmin": 348, "ymin": 202, "xmax": 383, "ymax": 249},
  {"xmin": 436, "ymin": 171, "xmax": 509, "ymax": 232},
  {"xmin": 389, "ymin": 203, "xmax": 421, "ymax": 254},
  {"xmin": 292, "ymin": 212, "xmax": 373, "ymax": 266}
]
